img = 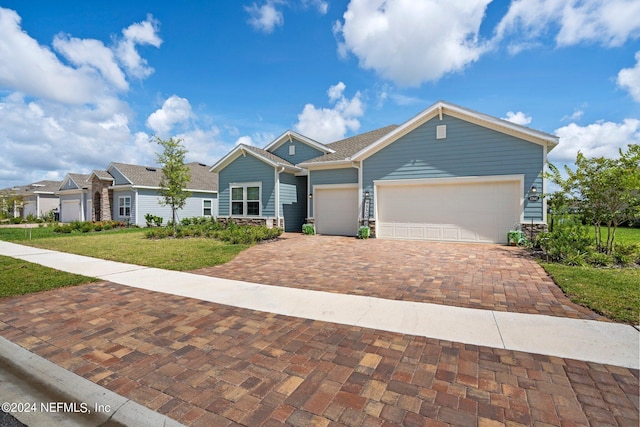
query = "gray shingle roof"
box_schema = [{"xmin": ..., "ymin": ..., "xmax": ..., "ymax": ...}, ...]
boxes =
[
  {"xmin": 91, "ymin": 170, "xmax": 114, "ymax": 181},
  {"xmin": 301, "ymin": 125, "xmax": 399, "ymax": 163},
  {"xmin": 110, "ymin": 162, "xmax": 217, "ymax": 192},
  {"xmin": 240, "ymin": 144, "xmax": 296, "ymax": 168},
  {"xmin": 67, "ymin": 174, "xmax": 90, "ymax": 189},
  {"xmin": 7, "ymin": 180, "xmax": 62, "ymax": 195}
]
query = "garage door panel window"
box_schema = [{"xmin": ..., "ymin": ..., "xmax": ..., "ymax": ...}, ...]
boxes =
[{"xmin": 230, "ymin": 184, "xmax": 261, "ymax": 216}]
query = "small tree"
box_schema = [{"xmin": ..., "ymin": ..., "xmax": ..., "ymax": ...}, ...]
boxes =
[
  {"xmin": 154, "ymin": 137, "xmax": 191, "ymax": 232},
  {"xmin": 547, "ymin": 144, "xmax": 640, "ymax": 254}
]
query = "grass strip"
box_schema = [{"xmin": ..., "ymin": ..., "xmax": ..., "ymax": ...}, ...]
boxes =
[
  {"xmin": 541, "ymin": 262, "xmax": 640, "ymax": 324},
  {"xmin": 11, "ymin": 229, "xmax": 248, "ymax": 271},
  {"xmin": 0, "ymin": 255, "xmax": 97, "ymax": 298}
]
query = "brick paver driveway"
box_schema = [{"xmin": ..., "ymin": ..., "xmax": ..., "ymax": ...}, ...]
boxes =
[
  {"xmin": 196, "ymin": 234, "xmax": 605, "ymax": 321},
  {"xmin": 0, "ymin": 283, "xmax": 637, "ymax": 427}
]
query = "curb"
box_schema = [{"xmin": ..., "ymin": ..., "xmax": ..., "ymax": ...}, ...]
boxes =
[{"xmin": 0, "ymin": 336, "xmax": 184, "ymax": 427}]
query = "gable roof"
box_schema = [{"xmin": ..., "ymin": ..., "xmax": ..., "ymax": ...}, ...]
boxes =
[
  {"xmin": 89, "ymin": 170, "xmax": 114, "ymax": 182},
  {"xmin": 210, "ymin": 144, "xmax": 301, "ymax": 173},
  {"xmin": 107, "ymin": 162, "xmax": 217, "ymax": 192},
  {"xmin": 351, "ymin": 101, "xmax": 559, "ymax": 161},
  {"xmin": 298, "ymin": 125, "xmax": 400, "ymax": 165},
  {"xmin": 59, "ymin": 173, "xmax": 90, "ymax": 191},
  {"xmin": 264, "ymin": 130, "xmax": 335, "ymax": 154}
]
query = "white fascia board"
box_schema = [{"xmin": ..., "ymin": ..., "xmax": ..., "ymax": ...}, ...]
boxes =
[
  {"xmin": 351, "ymin": 101, "xmax": 559, "ymax": 161},
  {"xmin": 55, "ymin": 189, "xmax": 85, "ymax": 196},
  {"xmin": 210, "ymin": 145, "xmax": 301, "ymax": 173},
  {"xmin": 298, "ymin": 160, "xmax": 354, "ymax": 170},
  {"xmin": 264, "ymin": 130, "xmax": 335, "ymax": 154}
]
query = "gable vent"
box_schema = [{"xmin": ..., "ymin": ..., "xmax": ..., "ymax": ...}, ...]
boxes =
[{"xmin": 436, "ymin": 125, "xmax": 447, "ymax": 140}]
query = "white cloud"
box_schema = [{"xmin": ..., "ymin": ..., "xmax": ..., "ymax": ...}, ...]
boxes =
[
  {"xmin": 503, "ymin": 111, "xmax": 532, "ymax": 126},
  {"xmin": 0, "ymin": 8, "xmax": 165, "ymax": 188},
  {"xmin": 334, "ymin": 0, "xmax": 491, "ymax": 86},
  {"xmin": 52, "ymin": 34, "xmax": 128, "ymax": 91},
  {"xmin": 245, "ymin": 1, "xmax": 284, "ymax": 33},
  {"xmin": 561, "ymin": 109, "xmax": 585, "ymax": 122},
  {"xmin": 235, "ymin": 136, "xmax": 255, "ymax": 146},
  {"xmin": 146, "ymin": 95, "xmax": 193, "ymax": 135},
  {"xmin": 115, "ymin": 15, "xmax": 162, "ymax": 79},
  {"xmin": 495, "ymin": 0, "xmax": 640, "ymax": 51},
  {"xmin": 303, "ymin": 0, "xmax": 329, "ymax": 14},
  {"xmin": 0, "ymin": 7, "xmax": 108, "ymax": 104},
  {"xmin": 618, "ymin": 51, "xmax": 640, "ymax": 102},
  {"xmin": 551, "ymin": 118, "xmax": 640, "ymax": 164},
  {"xmin": 295, "ymin": 82, "xmax": 364, "ymax": 143},
  {"xmin": 0, "ymin": 92, "xmax": 142, "ymax": 180}
]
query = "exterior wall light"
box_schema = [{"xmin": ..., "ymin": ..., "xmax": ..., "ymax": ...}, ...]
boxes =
[{"xmin": 308, "ymin": 193, "xmax": 313, "ymax": 200}]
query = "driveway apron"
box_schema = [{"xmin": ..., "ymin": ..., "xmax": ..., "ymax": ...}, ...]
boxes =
[{"xmin": 196, "ymin": 234, "xmax": 606, "ymax": 321}]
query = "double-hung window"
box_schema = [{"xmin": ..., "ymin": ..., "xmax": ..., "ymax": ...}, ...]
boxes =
[
  {"xmin": 118, "ymin": 196, "xmax": 131, "ymax": 217},
  {"xmin": 230, "ymin": 183, "xmax": 260, "ymax": 216},
  {"xmin": 203, "ymin": 199, "xmax": 213, "ymax": 216}
]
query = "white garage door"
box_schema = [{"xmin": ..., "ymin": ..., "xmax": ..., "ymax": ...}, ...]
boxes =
[
  {"xmin": 61, "ymin": 200, "xmax": 81, "ymax": 223},
  {"xmin": 376, "ymin": 178, "xmax": 521, "ymax": 243},
  {"xmin": 314, "ymin": 186, "xmax": 359, "ymax": 236}
]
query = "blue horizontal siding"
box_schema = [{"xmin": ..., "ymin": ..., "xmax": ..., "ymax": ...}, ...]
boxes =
[
  {"xmin": 271, "ymin": 137, "xmax": 326, "ymax": 164},
  {"xmin": 309, "ymin": 167, "xmax": 358, "ymax": 217},
  {"xmin": 218, "ymin": 154, "xmax": 275, "ymax": 217},
  {"xmin": 363, "ymin": 115, "xmax": 545, "ymax": 221}
]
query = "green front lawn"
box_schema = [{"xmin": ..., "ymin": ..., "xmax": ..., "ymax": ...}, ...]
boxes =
[
  {"xmin": 541, "ymin": 263, "xmax": 639, "ymax": 324},
  {"xmin": 2, "ymin": 228, "xmax": 248, "ymax": 271},
  {"xmin": 0, "ymin": 255, "xmax": 97, "ymax": 298}
]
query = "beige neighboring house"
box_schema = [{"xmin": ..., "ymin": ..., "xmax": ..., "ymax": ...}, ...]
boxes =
[{"xmin": 1, "ymin": 180, "xmax": 62, "ymax": 219}]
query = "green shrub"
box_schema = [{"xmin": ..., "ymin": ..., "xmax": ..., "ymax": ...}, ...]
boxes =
[
  {"xmin": 613, "ymin": 242, "xmax": 640, "ymax": 266},
  {"xmin": 586, "ymin": 252, "xmax": 613, "ymax": 267},
  {"xmin": 537, "ymin": 218, "xmax": 594, "ymax": 264},
  {"xmin": 358, "ymin": 225, "xmax": 370, "ymax": 239},
  {"xmin": 10, "ymin": 217, "xmax": 23, "ymax": 224},
  {"xmin": 302, "ymin": 224, "xmax": 315, "ymax": 235}
]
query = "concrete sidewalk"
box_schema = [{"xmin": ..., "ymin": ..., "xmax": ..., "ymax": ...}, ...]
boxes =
[{"xmin": 1, "ymin": 240, "xmax": 638, "ymax": 370}]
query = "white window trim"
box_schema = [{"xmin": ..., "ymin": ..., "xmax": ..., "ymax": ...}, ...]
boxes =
[
  {"xmin": 202, "ymin": 198, "xmax": 214, "ymax": 217},
  {"xmin": 118, "ymin": 196, "xmax": 131, "ymax": 217},
  {"xmin": 229, "ymin": 182, "xmax": 262, "ymax": 217}
]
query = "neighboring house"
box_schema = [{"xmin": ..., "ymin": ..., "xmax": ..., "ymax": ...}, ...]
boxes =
[
  {"xmin": 57, "ymin": 173, "xmax": 92, "ymax": 222},
  {"xmin": 1, "ymin": 181, "xmax": 61, "ymax": 219},
  {"xmin": 89, "ymin": 162, "xmax": 218, "ymax": 226},
  {"xmin": 211, "ymin": 100, "xmax": 559, "ymax": 243}
]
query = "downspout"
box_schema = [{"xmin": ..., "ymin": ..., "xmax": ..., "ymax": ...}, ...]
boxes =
[
  {"xmin": 134, "ymin": 188, "xmax": 139, "ymax": 227},
  {"xmin": 352, "ymin": 161, "xmax": 362, "ymax": 224},
  {"xmin": 275, "ymin": 166, "xmax": 285, "ymax": 228}
]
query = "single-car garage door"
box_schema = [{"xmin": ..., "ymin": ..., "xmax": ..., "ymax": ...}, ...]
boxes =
[
  {"xmin": 314, "ymin": 185, "xmax": 359, "ymax": 236},
  {"xmin": 61, "ymin": 200, "xmax": 81, "ymax": 223},
  {"xmin": 376, "ymin": 178, "xmax": 521, "ymax": 243}
]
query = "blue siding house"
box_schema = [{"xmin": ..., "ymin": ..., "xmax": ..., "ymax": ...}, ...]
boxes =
[{"xmin": 211, "ymin": 101, "xmax": 559, "ymax": 243}]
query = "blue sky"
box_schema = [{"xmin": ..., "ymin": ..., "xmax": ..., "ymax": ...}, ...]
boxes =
[{"xmin": 1, "ymin": 0, "xmax": 639, "ymax": 188}]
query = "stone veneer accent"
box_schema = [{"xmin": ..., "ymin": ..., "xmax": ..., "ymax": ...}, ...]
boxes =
[
  {"xmin": 91, "ymin": 177, "xmax": 113, "ymax": 222},
  {"xmin": 359, "ymin": 219, "xmax": 376, "ymax": 237},
  {"xmin": 520, "ymin": 222, "xmax": 548, "ymax": 242}
]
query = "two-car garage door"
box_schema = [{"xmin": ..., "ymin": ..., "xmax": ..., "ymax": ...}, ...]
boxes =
[{"xmin": 376, "ymin": 178, "xmax": 521, "ymax": 243}]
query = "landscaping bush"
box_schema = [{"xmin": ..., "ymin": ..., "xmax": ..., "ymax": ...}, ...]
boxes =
[
  {"xmin": 52, "ymin": 220, "xmax": 125, "ymax": 234},
  {"xmin": 302, "ymin": 224, "xmax": 315, "ymax": 235},
  {"xmin": 145, "ymin": 217, "xmax": 282, "ymax": 244},
  {"xmin": 358, "ymin": 225, "xmax": 370, "ymax": 239}
]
